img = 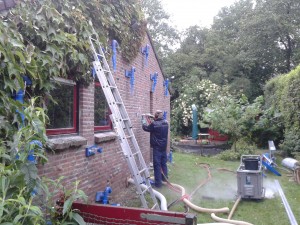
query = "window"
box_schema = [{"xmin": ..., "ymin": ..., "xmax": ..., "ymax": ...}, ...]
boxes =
[
  {"xmin": 94, "ymin": 82, "xmax": 111, "ymax": 131},
  {"xmin": 46, "ymin": 78, "xmax": 77, "ymax": 135}
]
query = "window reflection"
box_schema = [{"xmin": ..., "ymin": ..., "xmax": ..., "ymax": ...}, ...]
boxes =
[
  {"xmin": 94, "ymin": 84, "xmax": 111, "ymax": 129},
  {"xmin": 47, "ymin": 83, "xmax": 75, "ymax": 129}
]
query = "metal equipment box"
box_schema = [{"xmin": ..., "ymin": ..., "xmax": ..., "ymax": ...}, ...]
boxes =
[{"xmin": 237, "ymin": 155, "xmax": 264, "ymax": 199}]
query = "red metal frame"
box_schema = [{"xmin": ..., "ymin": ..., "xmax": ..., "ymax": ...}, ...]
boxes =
[
  {"xmin": 46, "ymin": 85, "xmax": 78, "ymax": 135},
  {"xmin": 72, "ymin": 203, "xmax": 197, "ymax": 225},
  {"xmin": 208, "ymin": 129, "xmax": 229, "ymax": 142},
  {"xmin": 94, "ymin": 82, "xmax": 112, "ymax": 131}
]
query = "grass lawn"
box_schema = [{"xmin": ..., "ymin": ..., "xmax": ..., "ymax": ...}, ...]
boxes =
[{"xmin": 126, "ymin": 150, "xmax": 300, "ymax": 225}]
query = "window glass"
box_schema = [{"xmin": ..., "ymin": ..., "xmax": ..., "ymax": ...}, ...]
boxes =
[
  {"xmin": 46, "ymin": 79, "xmax": 77, "ymax": 135},
  {"xmin": 94, "ymin": 83, "xmax": 111, "ymax": 131}
]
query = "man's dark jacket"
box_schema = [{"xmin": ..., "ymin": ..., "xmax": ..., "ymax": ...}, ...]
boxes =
[{"xmin": 142, "ymin": 118, "xmax": 168, "ymax": 150}]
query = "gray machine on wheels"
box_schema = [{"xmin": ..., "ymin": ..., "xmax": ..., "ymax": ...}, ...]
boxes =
[
  {"xmin": 89, "ymin": 36, "xmax": 159, "ymax": 210},
  {"xmin": 237, "ymin": 155, "xmax": 264, "ymax": 200}
]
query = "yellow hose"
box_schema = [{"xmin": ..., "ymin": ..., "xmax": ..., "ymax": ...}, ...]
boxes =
[
  {"xmin": 169, "ymin": 183, "xmax": 230, "ymax": 213},
  {"xmin": 211, "ymin": 213, "xmax": 253, "ymax": 225},
  {"xmin": 228, "ymin": 196, "xmax": 241, "ymax": 220}
]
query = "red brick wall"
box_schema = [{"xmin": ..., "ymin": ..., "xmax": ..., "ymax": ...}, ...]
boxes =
[
  {"xmin": 79, "ymin": 83, "xmax": 95, "ymax": 145},
  {"xmin": 38, "ymin": 34, "xmax": 170, "ymax": 204}
]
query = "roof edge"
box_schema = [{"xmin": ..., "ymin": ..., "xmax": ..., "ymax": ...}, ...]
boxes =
[{"xmin": 146, "ymin": 30, "xmax": 171, "ymax": 95}]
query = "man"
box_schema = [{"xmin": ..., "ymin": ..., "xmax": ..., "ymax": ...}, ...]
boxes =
[{"xmin": 142, "ymin": 110, "xmax": 169, "ymax": 188}]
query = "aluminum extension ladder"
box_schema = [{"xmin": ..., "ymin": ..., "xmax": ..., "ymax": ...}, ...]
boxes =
[{"xmin": 89, "ymin": 37, "xmax": 159, "ymax": 210}]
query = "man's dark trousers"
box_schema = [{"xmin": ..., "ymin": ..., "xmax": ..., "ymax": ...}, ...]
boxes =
[{"xmin": 153, "ymin": 148, "xmax": 168, "ymax": 188}]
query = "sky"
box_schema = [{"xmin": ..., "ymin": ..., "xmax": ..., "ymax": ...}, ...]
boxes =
[{"xmin": 161, "ymin": 0, "xmax": 237, "ymax": 30}]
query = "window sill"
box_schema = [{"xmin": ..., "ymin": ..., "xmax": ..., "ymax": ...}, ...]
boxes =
[
  {"xmin": 95, "ymin": 131, "xmax": 117, "ymax": 144},
  {"xmin": 47, "ymin": 135, "xmax": 87, "ymax": 151}
]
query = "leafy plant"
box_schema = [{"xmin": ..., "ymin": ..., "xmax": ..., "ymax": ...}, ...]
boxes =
[
  {"xmin": 264, "ymin": 65, "xmax": 300, "ymax": 154},
  {"xmin": 41, "ymin": 178, "xmax": 88, "ymax": 225},
  {"xmin": 170, "ymin": 79, "xmax": 224, "ymax": 136},
  {"xmin": 0, "ymin": 0, "xmax": 146, "ymax": 111},
  {"xmin": 204, "ymin": 94, "xmax": 263, "ymax": 151},
  {"xmin": 0, "ymin": 98, "xmax": 48, "ymax": 224},
  {"xmin": 216, "ymin": 139, "xmax": 256, "ymax": 161},
  {"xmin": 0, "ymin": 97, "xmax": 87, "ymax": 224}
]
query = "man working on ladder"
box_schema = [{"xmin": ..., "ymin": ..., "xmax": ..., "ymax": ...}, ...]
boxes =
[{"xmin": 142, "ymin": 110, "xmax": 169, "ymax": 188}]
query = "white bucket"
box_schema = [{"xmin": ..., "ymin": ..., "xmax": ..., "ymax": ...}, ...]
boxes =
[{"xmin": 281, "ymin": 158, "xmax": 300, "ymax": 170}]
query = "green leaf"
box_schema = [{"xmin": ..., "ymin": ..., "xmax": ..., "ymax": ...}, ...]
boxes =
[
  {"xmin": 25, "ymin": 64, "xmax": 38, "ymax": 79},
  {"xmin": 62, "ymin": 197, "xmax": 74, "ymax": 215},
  {"xmin": 20, "ymin": 163, "xmax": 38, "ymax": 184},
  {"xmin": 31, "ymin": 117, "xmax": 46, "ymax": 134},
  {"xmin": 28, "ymin": 205, "xmax": 42, "ymax": 215},
  {"xmin": 13, "ymin": 214, "xmax": 24, "ymax": 223},
  {"xmin": 47, "ymin": 26, "xmax": 56, "ymax": 36},
  {"xmin": 15, "ymin": 51, "xmax": 26, "ymax": 65},
  {"xmin": 10, "ymin": 39, "xmax": 24, "ymax": 48},
  {"xmin": 72, "ymin": 212, "xmax": 86, "ymax": 225}
]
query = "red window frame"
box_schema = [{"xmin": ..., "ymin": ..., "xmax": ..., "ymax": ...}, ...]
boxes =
[
  {"xmin": 46, "ymin": 81, "xmax": 78, "ymax": 135},
  {"xmin": 94, "ymin": 82, "xmax": 112, "ymax": 132}
]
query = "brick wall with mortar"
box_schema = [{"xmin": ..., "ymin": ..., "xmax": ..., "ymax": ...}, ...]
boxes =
[{"xmin": 38, "ymin": 33, "xmax": 170, "ymax": 204}]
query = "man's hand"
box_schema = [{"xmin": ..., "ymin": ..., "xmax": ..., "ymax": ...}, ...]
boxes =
[{"xmin": 141, "ymin": 116, "xmax": 147, "ymax": 125}]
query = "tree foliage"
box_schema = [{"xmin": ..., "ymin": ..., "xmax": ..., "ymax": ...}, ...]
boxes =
[
  {"xmin": 204, "ymin": 94, "xmax": 264, "ymax": 151},
  {"xmin": 0, "ymin": 0, "xmax": 146, "ymax": 96},
  {"xmin": 171, "ymin": 80, "xmax": 224, "ymax": 135},
  {"xmin": 141, "ymin": 0, "xmax": 179, "ymax": 60},
  {"xmin": 264, "ymin": 64, "xmax": 300, "ymax": 154},
  {"xmin": 164, "ymin": 0, "xmax": 300, "ymax": 143}
]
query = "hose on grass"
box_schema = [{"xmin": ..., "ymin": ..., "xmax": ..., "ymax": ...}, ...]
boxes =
[
  {"xmin": 162, "ymin": 162, "xmax": 229, "ymax": 213},
  {"xmin": 170, "ymin": 183, "xmax": 230, "ymax": 213},
  {"xmin": 211, "ymin": 213, "xmax": 253, "ymax": 225},
  {"xmin": 228, "ymin": 196, "xmax": 241, "ymax": 220}
]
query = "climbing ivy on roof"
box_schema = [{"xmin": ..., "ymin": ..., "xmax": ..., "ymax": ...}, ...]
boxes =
[{"xmin": 0, "ymin": 0, "xmax": 146, "ymax": 92}]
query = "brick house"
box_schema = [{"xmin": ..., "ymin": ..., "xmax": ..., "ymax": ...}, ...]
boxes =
[
  {"xmin": 39, "ymin": 33, "xmax": 171, "ymax": 203},
  {"xmin": 0, "ymin": 0, "xmax": 170, "ymax": 203}
]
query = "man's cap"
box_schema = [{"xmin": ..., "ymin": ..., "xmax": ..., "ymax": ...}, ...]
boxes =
[{"xmin": 155, "ymin": 110, "xmax": 163, "ymax": 119}]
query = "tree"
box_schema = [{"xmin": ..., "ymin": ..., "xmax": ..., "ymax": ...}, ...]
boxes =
[
  {"xmin": 204, "ymin": 94, "xmax": 263, "ymax": 151},
  {"xmin": 244, "ymin": 0, "xmax": 300, "ymax": 73},
  {"xmin": 141, "ymin": 0, "xmax": 180, "ymax": 60},
  {"xmin": 171, "ymin": 80, "xmax": 224, "ymax": 136},
  {"xmin": 207, "ymin": 0, "xmax": 266, "ymax": 99},
  {"xmin": 164, "ymin": 26, "xmax": 210, "ymax": 98}
]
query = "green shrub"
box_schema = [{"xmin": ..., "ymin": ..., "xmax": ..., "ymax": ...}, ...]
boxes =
[
  {"xmin": 279, "ymin": 129, "xmax": 300, "ymax": 156},
  {"xmin": 264, "ymin": 65, "xmax": 300, "ymax": 154},
  {"xmin": 216, "ymin": 150, "xmax": 241, "ymax": 161},
  {"xmin": 216, "ymin": 139, "xmax": 256, "ymax": 161}
]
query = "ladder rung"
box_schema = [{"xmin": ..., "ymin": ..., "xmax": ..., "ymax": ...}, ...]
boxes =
[
  {"xmin": 97, "ymin": 53, "xmax": 104, "ymax": 58},
  {"xmin": 125, "ymin": 135, "xmax": 133, "ymax": 139},
  {"xmin": 109, "ymin": 85, "xmax": 117, "ymax": 89},
  {"xmin": 103, "ymin": 69, "xmax": 110, "ymax": 73},
  {"xmin": 132, "ymin": 151, "xmax": 139, "ymax": 156},
  {"xmin": 141, "ymin": 186, "xmax": 150, "ymax": 195},
  {"xmin": 139, "ymin": 168, "xmax": 146, "ymax": 174},
  {"xmin": 115, "ymin": 101, "xmax": 123, "ymax": 105},
  {"xmin": 151, "ymin": 203, "xmax": 158, "ymax": 210}
]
